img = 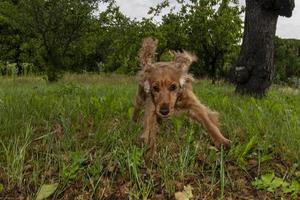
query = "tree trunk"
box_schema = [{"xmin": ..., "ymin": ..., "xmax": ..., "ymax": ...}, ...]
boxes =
[
  {"xmin": 15, "ymin": 43, "xmax": 23, "ymax": 76},
  {"xmin": 45, "ymin": 49, "xmax": 61, "ymax": 82},
  {"xmin": 210, "ymin": 57, "xmax": 217, "ymax": 84},
  {"xmin": 234, "ymin": 0, "xmax": 278, "ymax": 97}
]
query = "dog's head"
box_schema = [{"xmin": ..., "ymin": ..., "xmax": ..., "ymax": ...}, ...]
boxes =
[{"xmin": 138, "ymin": 38, "xmax": 197, "ymax": 118}]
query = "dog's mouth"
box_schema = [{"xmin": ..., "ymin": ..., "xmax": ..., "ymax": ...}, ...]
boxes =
[{"xmin": 157, "ymin": 113, "xmax": 170, "ymax": 118}]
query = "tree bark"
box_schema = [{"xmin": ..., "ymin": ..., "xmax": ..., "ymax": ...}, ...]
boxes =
[
  {"xmin": 15, "ymin": 43, "xmax": 23, "ymax": 76},
  {"xmin": 234, "ymin": 0, "xmax": 278, "ymax": 97}
]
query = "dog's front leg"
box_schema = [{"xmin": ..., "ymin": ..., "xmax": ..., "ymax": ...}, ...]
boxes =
[
  {"xmin": 187, "ymin": 102, "xmax": 231, "ymax": 149},
  {"xmin": 140, "ymin": 99, "xmax": 158, "ymax": 154}
]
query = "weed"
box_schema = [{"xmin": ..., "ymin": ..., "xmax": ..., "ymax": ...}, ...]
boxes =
[
  {"xmin": 253, "ymin": 172, "xmax": 300, "ymax": 199},
  {"xmin": 60, "ymin": 152, "xmax": 87, "ymax": 185},
  {"xmin": 220, "ymin": 146, "xmax": 225, "ymax": 200},
  {"xmin": 1, "ymin": 126, "xmax": 33, "ymax": 188}
]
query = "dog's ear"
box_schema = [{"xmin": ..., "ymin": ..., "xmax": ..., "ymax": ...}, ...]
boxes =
[
  {"xmin": 143, "ymin": 80, "xmax": 151, "ymax": 93},
  {"xmin": 173, "ymin": 51, "xmax": 197, "ymax": 73},
  {"xmin": 179, "ymin": 75, "xmax": 186, "ymax": 87},
  {"xmin": 179, "ymin": 74, "xmax": 194, "ymax": 87}
]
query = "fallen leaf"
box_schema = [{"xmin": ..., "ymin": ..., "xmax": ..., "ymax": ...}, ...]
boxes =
[
  {"xmin": 36, "ymin": 183, "xmax": 59, "ymax": 200},
  {"xmin": 175, "ymin": 192, "xmax": 185, "ymax": 200},
  {"xmin": 175, "ymin": 185, "xmax": 193, "ymax": 200},
  {"xmin": 295, "ymin": 171, "xmax": 300, "ymax": 178}
]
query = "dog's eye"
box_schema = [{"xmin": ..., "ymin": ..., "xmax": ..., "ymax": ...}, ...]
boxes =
[
  {"xmin": 153, "ymin": 85, "xmax": 159, "ymax": 92},
  {"xmin": 169, "ymin": 84, "xmax": 177, "ymax": 91}
]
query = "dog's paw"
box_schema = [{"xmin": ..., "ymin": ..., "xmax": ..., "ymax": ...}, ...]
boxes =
[
  {"xmin": 214, "ymin": 138, "xmax": 232, "ymax": 150},
  {"xmin": 139, "ymin": 132, "xmax": 150, "ymax": 145}
]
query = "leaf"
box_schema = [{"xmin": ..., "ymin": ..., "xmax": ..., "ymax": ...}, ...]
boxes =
[
  {"xmin": 252, "ymin": 178, "xmax": 264, "ymax": 189},
  {"xmin": 261, "ymin": 172, "xmax": 274, "ymax": 186},
  {"xmin": 0, "ymin": 183, "xmax": 4, "ymax": 193},
  {"xmin": 295, "ymin": 171, "xmax": 300, "ymax": 178},
  {"xmin": 175, "ymin": 192, "xmax": 186, "ymax": 200},
  {"xmin": 290, "ymin": 180, "xmax": 300, "ymax": 198},
  {"xmin": 183, "ymin": 185, "xmax": 193, "ymax": 199},
  {"xmin": 241, "ymin": 135, "xmax": 257, "ymax": 158},
  {"xmin": 175, "ymin": 185, "xmax": 193, "ymax": 200},
  {"xmin": 267, "ymin": 177, "xmax": 283, "ymax": 192},
  {"xmin": 252, "ymin": 172, "xmax": 276, "ymax": 191},
  {"xmin": 36, "ymin": 183, "xmax": 59, "ymax": 200},
  {"xmin": 282, "ymin": 181, "xmax": 289, "ymax": 191},
  {"xmin": 283, "ymin": 180, "xmax": 300, "ymax": 195},
  {"xmin": 260, "ymin": 154, "xmax": 272, "ymax": 163},
  {"xmin": 290, "ymin": 180, "xmax": 300, "ymax": 191}
]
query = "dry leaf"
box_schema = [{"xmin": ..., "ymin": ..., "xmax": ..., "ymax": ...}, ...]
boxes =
[
  {"xmin": 175, "ymin": 185, "xmax": 193, "ymax": 200},
  {"xmin": 36, "ymin": 183, "xmax": 59, "ymax": 200}
]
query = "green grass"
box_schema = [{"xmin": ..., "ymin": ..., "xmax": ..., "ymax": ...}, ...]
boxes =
[{"xmin": 0, "ymin": 74, "xmax": 299, "ymax": 199}]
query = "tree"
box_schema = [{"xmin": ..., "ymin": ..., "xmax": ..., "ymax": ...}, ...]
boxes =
[
  {"xmin": 274, "ymin": 37, "xmax": 300, "ymax": 83},
  {"xmin": 153, "ymin": 0, "xmax": 243, "ymax": 82},
  {"xmin": 0, "ymin": 0, "xmax": 25, "ymax": 75},
  {"xmin": 95, "ymin": 2, "xmax": 160, "ymax": 74},
  {"xmin": 18, "ymin": 0, "xmax": 98, "ymax": 81},
  {"xmin": 186, "ymin": 0, "xmax": 242, "ymax": 82},
  {"xmin": 233, "ymin": 0, "xmax": 295, "ymax": 97},
  {"xmin": 0, "ymin": 0, "xmax": 243, "ymax": 79}
]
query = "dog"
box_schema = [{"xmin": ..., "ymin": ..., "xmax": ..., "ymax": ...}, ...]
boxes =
[{"xmin": 133, "ymin": 37, "xmax": 231, "ymax": 155}]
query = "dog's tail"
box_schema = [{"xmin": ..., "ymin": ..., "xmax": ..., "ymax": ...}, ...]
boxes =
[{"xmin": 138, "ymin": 37, "xmax": 158, "ymax": 67}]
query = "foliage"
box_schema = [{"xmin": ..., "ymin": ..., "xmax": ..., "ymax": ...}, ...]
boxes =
[
  {"xmin": 151, "ymin": 0, "xmax": 243, "ymax": 81},
  {"xmin": 95, "ymin": 3, "xmax": 156, "ymax": 74},
  {"xmin": 179, "ymin": 0, "xmax": 242, "ymax": 80},
  {"xmin": 0, "ymin": 0, "xmax": 98, "ymax": 81},
  {"xmin": 253, "ymin": 172, "xmax": 300, "ymax": 198},
  {"xmin": 274, "ymin": 36, "xmax": 300, "ymax": 85},
  {"xmin": 252, "ymin": 172, "xmax": 284, "ymax": 192},
  {"xmin": 0, "ymin": 0, "xmax": 243, "ymax": 81},
  {"xmin": 0, "ymin": 0, "xmax": 26, "ymax": 75},
  {"xmin": 1, "ymin": 0, "xmax": 299, "ymax": 84}
]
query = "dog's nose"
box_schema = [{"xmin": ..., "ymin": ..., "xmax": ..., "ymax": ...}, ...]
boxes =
[{"xmin": 159, "ymin": 107, "xmax": 169, "ymax": 116}]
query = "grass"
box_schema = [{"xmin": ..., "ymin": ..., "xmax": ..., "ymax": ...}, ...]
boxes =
[{"xmin": 0, "ymin": 74, "xmax": 299, "ymax": 199}]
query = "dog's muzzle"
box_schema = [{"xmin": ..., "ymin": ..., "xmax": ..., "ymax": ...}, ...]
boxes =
[{"xmin": 159, "ymin": 107, "xmax": 170, "ymax": 116}]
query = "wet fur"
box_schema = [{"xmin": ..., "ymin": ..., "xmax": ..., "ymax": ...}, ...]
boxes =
[{"xmin": 133, "ymin": 37, "xmax": 230, "ymax": 156}]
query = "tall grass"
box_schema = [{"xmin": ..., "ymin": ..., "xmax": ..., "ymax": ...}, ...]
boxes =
[{"xmin": 0, "ymin": 75, "xmax": 299, "ymax": 199}]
